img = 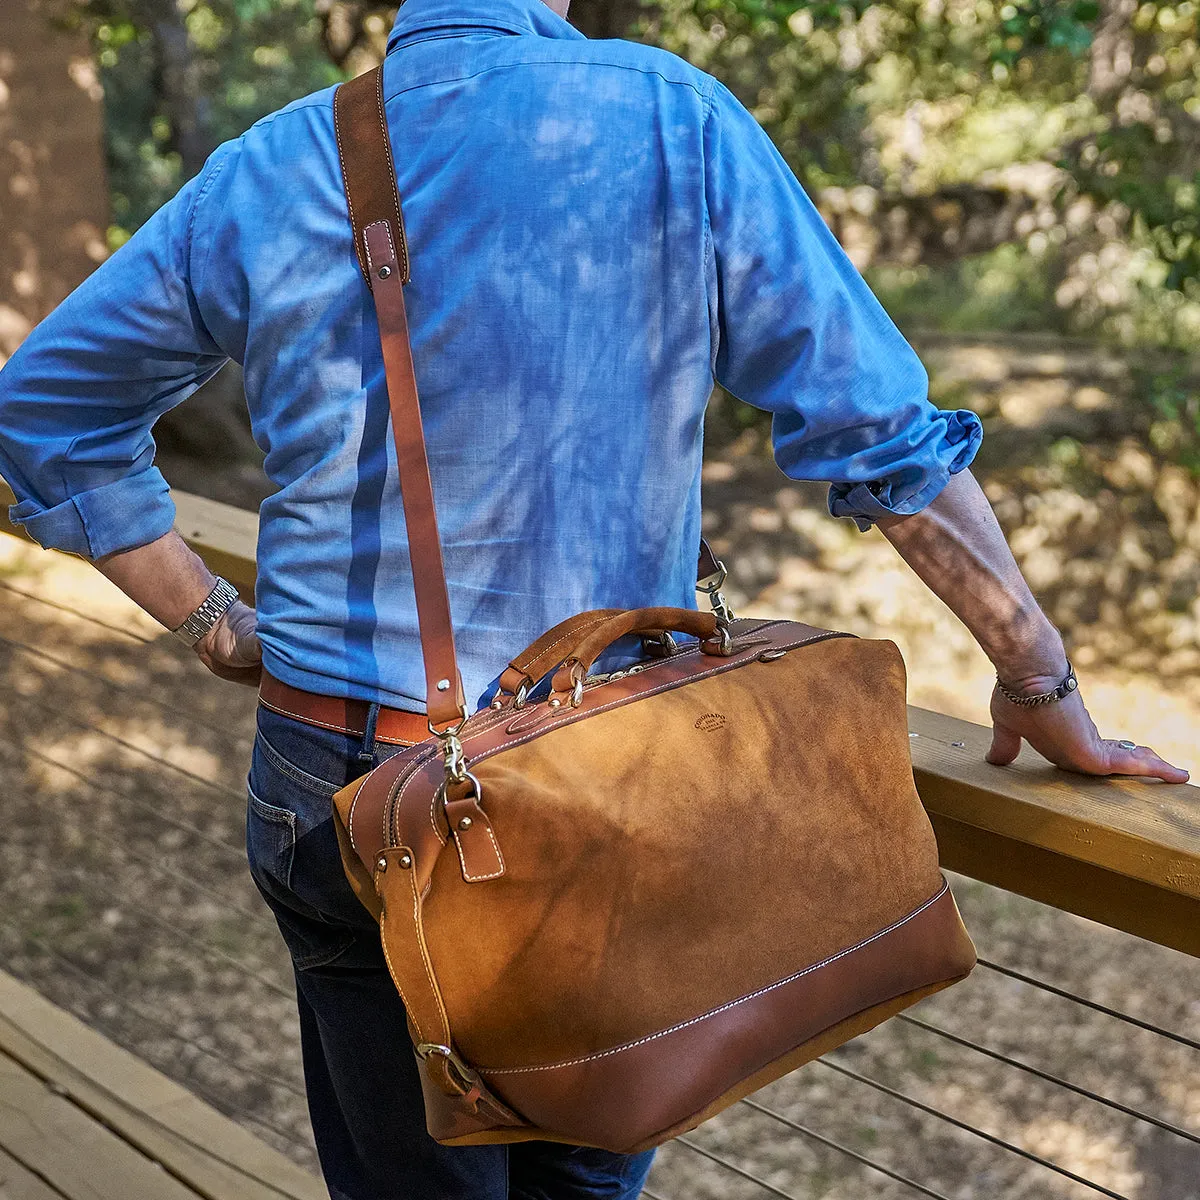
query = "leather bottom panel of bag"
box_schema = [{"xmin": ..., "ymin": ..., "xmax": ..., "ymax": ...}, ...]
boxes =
[
  {"xmin": 333, "ymin": 629, "xmax": 977, "ymax": 1153},
  {"xmin": 428, "ymin": 884, "xmax": 973, "ymax": 1152}
]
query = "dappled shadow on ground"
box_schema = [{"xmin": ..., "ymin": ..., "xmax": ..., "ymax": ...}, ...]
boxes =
[
  {"xmin": 0, "ymin": 541, "xmax": 314, "ymax": 1165},
  {"xmin": 0, "ymin": 535, "xmax": 1196, "ymax": 1198}
]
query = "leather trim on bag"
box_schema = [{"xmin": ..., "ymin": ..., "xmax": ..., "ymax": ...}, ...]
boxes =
[
  {"xmin": 480, "ymin": 882, "xmax": 951, "ymax": 1074},
  {"xmin": 474, "ymin": 882, "xmax": 975, "ymax": 1153}
]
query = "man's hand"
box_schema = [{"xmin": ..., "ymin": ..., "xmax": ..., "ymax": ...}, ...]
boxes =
[
  {"xmin": 93, "ymin": 531, "xmax": 263, "ymax": 688},
  {"xmin": 988, "ymin": 681, "xmax": 1189, "ymax": 783},
  {"xmin": 195, "ymin": 600, "xmax": 263, "ymax": 687},
  {"xmin": 880, "ymin": 470, "xmax": 1190, "ymax": 784}
]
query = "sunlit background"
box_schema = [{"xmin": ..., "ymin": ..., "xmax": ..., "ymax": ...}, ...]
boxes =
[{"xmin": 1, "ymin": 2, "xmax": 1197, "ymax": 1198}]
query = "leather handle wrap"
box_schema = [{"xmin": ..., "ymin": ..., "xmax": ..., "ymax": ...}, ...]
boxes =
[
  {"xmin": 550, "ymin": 607, "xmax": 719, "ymax": 695},
  {"xmin": 497, "ymin": 608, "xmax": 626, "ymax": 697},
  {"xmin": 334, "ymin": 69, "xmax": 465, "ymax": 728}
]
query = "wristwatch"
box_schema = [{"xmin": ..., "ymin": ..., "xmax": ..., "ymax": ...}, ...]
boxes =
[{"xmin": 172, "ymin": 577, "xmax": 240, "ymax": 648}]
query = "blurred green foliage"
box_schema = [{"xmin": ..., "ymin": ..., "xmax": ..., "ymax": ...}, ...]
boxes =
[
  {"xmin": 71, "ymin": 0, "xmax": 343, "ymax": 236},
  {"xmin": 64, "ymin": 0, "xmax": 1200, "ymax": 461}
]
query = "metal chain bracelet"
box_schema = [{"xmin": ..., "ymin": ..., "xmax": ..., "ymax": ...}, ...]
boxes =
[{"xmin": 994, "ymin": 661, "xmax": 1079, "ymax": 708}]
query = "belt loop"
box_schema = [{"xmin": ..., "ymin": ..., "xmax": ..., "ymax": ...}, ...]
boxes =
[{"xmin": 358, "ymin": 701, "xmax": 382, "ymax": 766}]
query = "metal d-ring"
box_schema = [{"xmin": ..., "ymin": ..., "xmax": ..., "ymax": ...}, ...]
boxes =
[
  {"xmin": 436, "ymin": 771, "xmax": 483, "ymax": 821},
  {"xmin": 415, "ymin": 1042, "xmax": 477, "ymax": 1094}
]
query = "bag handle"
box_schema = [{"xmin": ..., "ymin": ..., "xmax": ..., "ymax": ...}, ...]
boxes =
[
  {"xmin": 333, "ymin": 67, "xmax": 466, "ymax": 731},
  {"xmin": 497, "ymin": 548, "xmax": 735, "ymax": 703},
  {"xmin": 494, "ymin": 608, "xmax": 626, "ymax": 703},
  {"xmin": 549, "ymin": 606, "xmax": 720, "ymax": 702}
]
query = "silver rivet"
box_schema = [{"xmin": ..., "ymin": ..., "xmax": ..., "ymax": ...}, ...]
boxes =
[
  {"xmin": 378, "ymin": 264, "xmax": 392, "ymax": 279},
  {"xmin": 549, "ymin": 698, "xmax": 561, "ymax": 709},
  {"xmin": 398, "ymin": 853, "xmax": 413, "ymax": 870},
  {"xmin": 1066, "ymin": 678, "xmax": 1077, "ymax": 691},
  {"xmin": 457, "ymin": 816, "xmax": 473, "ymax": 831},
  {"xmin": 758, "ymin": 649, "xmax": 787, "ymax": 662},
  {"xmin": 436, "ymin": 679, "xmax": 451, "ymax": 692},
  {"xmin": 376, "ymin": 857, "xmax": 388, "ymax": 873},
  {"xmin": 491, "ymin": 699, "xmax": 503, "ymax": 710}
]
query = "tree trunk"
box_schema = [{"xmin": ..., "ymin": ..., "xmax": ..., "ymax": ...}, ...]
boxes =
[
  {"xmin": 140, "ymin": 0, "xmax": 217, "ymax": 178},
  {"xmin": 0, "ymin": 0, "xmax": 110, "ymax": 364},
  {"xmin": 565, "ymin": 0, "xmax": 647, "ymax": 40}
]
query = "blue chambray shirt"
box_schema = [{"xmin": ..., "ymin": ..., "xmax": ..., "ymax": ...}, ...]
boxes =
[{"xmin": 0, "ymin": 0, "xmax": 981, "ymax": 712}]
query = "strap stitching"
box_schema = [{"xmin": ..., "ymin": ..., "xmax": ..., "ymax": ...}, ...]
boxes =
[
  {"xmin": 378, "ymin": 881, "xmax": 422, "ymax": 1038},
  {"xmin": 410, "ymin": 860, "xmax": 453, "ymax": 1041},
  {"xmin": 332, "ymin": 83, "xmax": 366, "ymax": 283},
  {"xmin": 348, "ymin": 778, "xmax": 369, "ymax": 856},
  {"xmin": 373, "ymin": 65, "xmax": 410, "ymax": 283},
  {"xmin": 454, "ymin": 819, "xmax": 506, "ymax": 883},
  {"xmin": 479, "ymin": 881, "xmax": 950, "ymax": 1076},
  {"xmin": 512, "ymin": 612, "xmax": 619, "ymax": 675}
]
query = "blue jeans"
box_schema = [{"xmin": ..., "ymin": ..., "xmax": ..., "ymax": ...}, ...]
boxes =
[{"xmin": 246, "ymin": 703, "xmax": 656, "ymax": 1200}]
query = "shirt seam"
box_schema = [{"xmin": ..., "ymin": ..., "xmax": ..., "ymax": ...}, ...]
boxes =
[
  {"xmin": 383, "ymin": 57, "xmax": 714, "ymax": 105},
  {"xmin": 237, "ymin": 59, "xmax": 713, "ymax": 139},
  {"xmin": 186, "ymin": 150, "xmax": 232, "ymax": 274},
  {"xmin": 700, "ymin": 81, "xmax": 719, "ymax": 378}
]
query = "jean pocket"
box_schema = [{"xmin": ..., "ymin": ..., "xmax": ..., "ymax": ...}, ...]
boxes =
[
  {"xmin": 246, "ymin": 784, "xmax": 297, "ymax": 893},
  {"xmin": 255, "ymin": 708, "xmax": 348, "ymax": 800}
]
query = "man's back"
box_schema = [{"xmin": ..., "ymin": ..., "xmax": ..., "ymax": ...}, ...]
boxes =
[
  {"xmin": 225, "ymin": 2, "xmax": 718, "ymax": 708},
  {"xmin": 0, "ymin": 0, "xmax": 965, "ymax": 711}
]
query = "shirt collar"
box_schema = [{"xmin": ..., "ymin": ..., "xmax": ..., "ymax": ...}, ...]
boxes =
[{"xmin": 386, "ymin": 0, "xmax": 586, "ymax": 52}]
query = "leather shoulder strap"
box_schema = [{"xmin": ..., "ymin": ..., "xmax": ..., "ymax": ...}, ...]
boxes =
[{"xmin": 333, "ymin": 67, "xmax": 465, "ymax": 728}]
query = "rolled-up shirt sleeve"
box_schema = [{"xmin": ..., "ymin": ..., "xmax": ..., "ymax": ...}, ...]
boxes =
[
  {"xmin": 703, "ymin": 81, "xmax": 981, "ymax": 529},
  {"xmin": 0, "ymin": 150, "xmax": 234, "ymax": 559}
]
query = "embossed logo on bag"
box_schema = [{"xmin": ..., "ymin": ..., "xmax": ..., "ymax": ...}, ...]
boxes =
[{"xmin": 694, "ymin": 713, "xmax": 726, "ymax": 733}]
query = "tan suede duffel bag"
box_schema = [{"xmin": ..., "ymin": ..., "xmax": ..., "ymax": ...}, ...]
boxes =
[{"xmin": 329, "ymin": 66, "xmax": 976, "ymax": 1155}]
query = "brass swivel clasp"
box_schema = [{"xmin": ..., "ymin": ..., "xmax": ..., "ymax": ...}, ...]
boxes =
[
  {"xmin": 698, "ymin": 559, "xmax": 735, "ymax": 627},
  {"xmin": 428, "ymin": 709, "xmax": 470, "ymax": 784}
]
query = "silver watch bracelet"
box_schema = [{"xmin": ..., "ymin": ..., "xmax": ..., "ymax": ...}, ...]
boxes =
[{"xmin": 172, "ymin": 577, "xmax": 240, "ymax": 648}]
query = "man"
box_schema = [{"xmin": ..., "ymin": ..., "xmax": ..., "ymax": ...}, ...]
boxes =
[{"xmin": 0, "ymin": 0, "xmax": 1186, "ymax": 1195}]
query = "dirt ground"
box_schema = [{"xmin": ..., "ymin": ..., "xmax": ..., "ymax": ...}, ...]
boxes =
[{"xmin": 0, "ymin": 338, "xmax": 1197, "ymax": 1198}]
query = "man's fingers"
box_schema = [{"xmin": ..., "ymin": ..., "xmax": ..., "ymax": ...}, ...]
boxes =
[
  {"xmin": 987, "ymin": 722, "xmax": 1022, "ymax": 765},
  {"xmin": 1104, "ymin": 741, "xmax": 1190, "ymax": 784},
  {"xmin": 233, "ymin": 630, "xmax": 263, "ymax": 666}
]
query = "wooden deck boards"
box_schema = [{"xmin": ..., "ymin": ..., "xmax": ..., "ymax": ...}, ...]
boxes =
[{"xmin": 0, "ymin": 971, "xmax": 324, "ymax": 1200}]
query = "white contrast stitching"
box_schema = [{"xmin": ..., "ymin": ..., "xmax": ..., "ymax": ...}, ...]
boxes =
[
  {"xmin": 332, "ymin": 89, "xmax": 363, "ymax": 278},
  {"xmin": 260, "ymin": 696, "xmax": 356, "ymax": 736},
  {"xmin": 479, "ymin": 882, "xmax": 950, "ymax": 1075},
  {"xmin": 454, "ymin": 820, "xmax": 506, "ymax": 883},
  {"xmin": 514, "ymin": 613, "xmax": 620, "ymax": 675},
  {"xmin": 379, "ymin": 897, "xmax": 422, "ymax": 1039},
  {"xmin": 410, "ymin": 862, "xmax": 452, "ymax": 1040},
  {"xmin": 373, "ymin": 72, "xmax": 409, "ymax": 281},
  {"xmin": 347, "ymin": 779, "xmax": 367, "ymax": 855},
  {"xmin": 473, "ymin": 630, "xmax": 838, "ymax": 766}
]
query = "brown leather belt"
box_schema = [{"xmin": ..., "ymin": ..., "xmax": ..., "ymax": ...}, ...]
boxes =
[{"xmin": 259, "ymin": 672, "xmax": 430, "ymax": 747}]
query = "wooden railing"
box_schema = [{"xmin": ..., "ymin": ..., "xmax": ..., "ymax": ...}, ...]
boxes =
[{"xmin": 3, "ymin": 480, "xmax": 1197, "ymax": 958}]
